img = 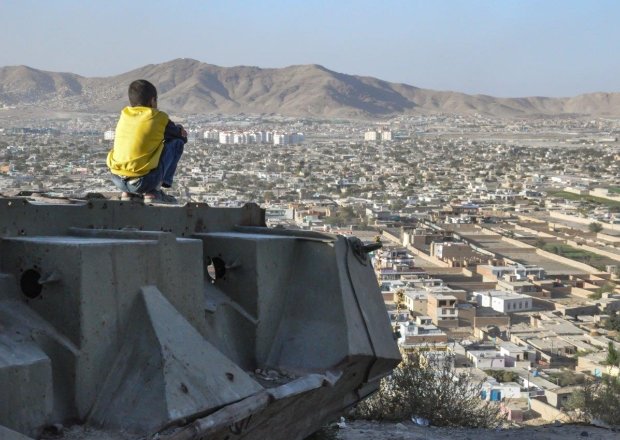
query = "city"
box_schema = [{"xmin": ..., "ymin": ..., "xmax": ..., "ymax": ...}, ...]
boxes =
[{"xmin": 1, "ymin": 111, "xmax": 619, "ymax": 426}]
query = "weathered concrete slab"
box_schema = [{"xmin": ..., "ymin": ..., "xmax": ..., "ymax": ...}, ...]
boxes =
[{"xmin": 88, "ymin": 287, "xmax": 263, "ymax": 432}]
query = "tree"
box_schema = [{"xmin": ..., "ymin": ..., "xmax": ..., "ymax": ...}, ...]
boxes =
[
  {"xmin": 606, "ymin": 342, "xmax": 619, "ymax": 366},
  {"xmin": 484, "ymin": 369, "xmax": 519, "ymax": 383},
  {"xmin": 590, "ymin": 282, "xmax": 616, "ymax": 300},
  {"xmin": 354, "ymin": 351, "xmax": 503, "ymax": 428},
  {"xmin": 393, "ymin": 288, "xmax": 406, "ymax": 331},
  {"xmin": 589, "ymin": 222, "xmax": 603, "ymax": 233},
  {"xmin": 567, "ymin": 376, "xmax": 620, "ymax": 426},
  {"xmin": 604, "ymin": 312, "xmax": 620, "ymax": 333}
]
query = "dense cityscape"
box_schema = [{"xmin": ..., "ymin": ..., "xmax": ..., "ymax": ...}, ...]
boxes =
[{"xmin": 1, "ymin": 111, "xmax": 620, "ymax": 425}]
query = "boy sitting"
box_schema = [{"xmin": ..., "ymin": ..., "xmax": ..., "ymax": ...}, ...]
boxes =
[{"xmin": 107, "ymin": 79, "xmax": 187, "ymax": 204}]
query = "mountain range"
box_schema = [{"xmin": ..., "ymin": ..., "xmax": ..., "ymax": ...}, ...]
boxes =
[{"xmin": 1, "ymin": 58, "xmax": 619, "ymax": 119}]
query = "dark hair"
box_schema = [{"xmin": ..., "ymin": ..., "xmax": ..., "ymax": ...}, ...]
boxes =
[{"xmin": 128, "ymin": 79, "xmax": 157, "ymax": 106}]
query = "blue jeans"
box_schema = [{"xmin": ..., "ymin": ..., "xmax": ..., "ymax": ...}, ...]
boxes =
[{"xmin": 111, "ymin": 138, "xmax": 184, "ymax": 194}]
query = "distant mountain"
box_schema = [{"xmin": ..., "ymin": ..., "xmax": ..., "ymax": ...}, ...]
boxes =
[{"xmin": 1, "ymin": 59, "xmax": 620, "ymax": 119}]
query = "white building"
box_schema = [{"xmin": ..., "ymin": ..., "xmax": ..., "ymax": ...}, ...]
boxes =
[
  {"xmin": 273, "ymin": 133, "xmax": 289, "ymax": 145},
  {"xmin": 364, "ymin": 130, "xmax": 392, "ymax": 141},
  {"xmin": 203, "ymin": 129, "xmax": 219, "ymax": 142},
  {"xmin": 233, "ymin": 133, "xmax": 246, "ymax": 144},
  {"xmin": 466, "ymin": 350, "xmax": 506, "ymax": 369},
  {"xmin": 481, "ymin": 379, "xmax": 522, "ymax": 401},
  {"xmin": 473, "ymin": 290, "xmax": 533, "ymax": 313},
  {"xmin": 481, "ymin": 264, "xmax": 546, "ymax": 281},
  {"xmin": 207, "ymin": 130, "xmax": 302, "ymax": 145},
  {"xmin": 364, "ymin": 130, "xmax": 378, "ymax": 141},
  {"xmin": 498, "ymin": 342, "xmax": 536, "ymax": 367},
  {"xmin": 219, "ymin": 132, "xmax": 233, "ymax": 144}
]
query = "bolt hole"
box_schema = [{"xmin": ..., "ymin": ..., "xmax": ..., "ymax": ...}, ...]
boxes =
[
  {"xmin": 20, "ymin": 269, "xmax": 42, "ymax": 299},
  {"xmin": 206, "ymin": 257, "xmax": 226, "ymax": 283}
]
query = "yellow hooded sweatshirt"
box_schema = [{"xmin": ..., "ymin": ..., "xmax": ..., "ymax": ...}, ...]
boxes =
[{"xmin": 107, "ymin": 106, "xmax": 169, "ymax": 177}]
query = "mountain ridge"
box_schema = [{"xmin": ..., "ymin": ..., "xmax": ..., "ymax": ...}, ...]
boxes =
[{"xmin": 1, "ymin": 58, "xmax": 619, "ymax": 119}]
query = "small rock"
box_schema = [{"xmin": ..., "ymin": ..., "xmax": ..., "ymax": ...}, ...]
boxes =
[
  {"xmin": 395, "ymin": 423, "xmax": 406, "ymax": 430},
  {"xmin": 412, "ymin": 416, "xmax": 430, "ymax": 427},
  {"xmin": 580, "ymin": 432, "xmax": 589, "ymax": 437}
]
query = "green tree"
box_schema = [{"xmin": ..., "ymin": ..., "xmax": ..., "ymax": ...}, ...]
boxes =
[
  {"xmin": 354, "ymin": 351, "xmax": 503, "ymax": 428},
  {"xmin": 604, "ymin": 312, "xmax": 620, "ymax": 333},
  {"xmin": 606, "ymin": 342, "xmax": 619, "ymax": 366},
  {"xmin": 484, "ymin": 370, "xmax": 519, "ymax": 383},
  {"xmin": 588, "ymin": 222, "xmax": 603, "ymax": 233},
  {"xmin": 567, "ymin": 376, "xmax": 620, "ymax": 426}
]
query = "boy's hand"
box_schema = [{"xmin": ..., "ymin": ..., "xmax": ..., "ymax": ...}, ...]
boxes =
[{"xmin": 176, "ymin": 124, "xmax": 188, "ymax": 137}]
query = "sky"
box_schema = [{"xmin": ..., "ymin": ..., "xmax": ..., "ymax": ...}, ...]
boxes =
[{"xmin": 0, "ymin": 0, "xmax": 618, "ymax": 98}]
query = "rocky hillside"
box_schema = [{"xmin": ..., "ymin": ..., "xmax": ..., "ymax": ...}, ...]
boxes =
[{"xmin": 1, "ymin": 59, "xmax": 620, "ymax": 118}]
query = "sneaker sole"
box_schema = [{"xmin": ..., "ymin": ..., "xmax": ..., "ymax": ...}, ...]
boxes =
[{"xmin": 144, "ymin": 199, "xmax": 177, "ymax": 205}]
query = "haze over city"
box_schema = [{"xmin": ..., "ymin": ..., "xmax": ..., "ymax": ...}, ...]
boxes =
[{"xmin": 1, "ymin": 0, "xmax": 619, "ymax": 97}]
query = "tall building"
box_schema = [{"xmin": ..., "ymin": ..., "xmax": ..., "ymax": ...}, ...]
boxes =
[
  {"xmin": 364, "ymin": 130, "xmax": 391, "ymax": 141},
  {"xmin": 203, "ymin": 130, "xmax": 219, "ymax": 143},
  {"xmin": 380, "ymin": 130, "xmax": 392, "ymax": 141},
  {"xmin": 364, "ymin": 130, "xmax": 378, "ymax": 141},
  {"xmin": 219, "ymin": 132, "xmax": 232, "ymax": 144},
  {"xmin": 273, "ymin": 133, "xmax": 289, "ymax": 145}
]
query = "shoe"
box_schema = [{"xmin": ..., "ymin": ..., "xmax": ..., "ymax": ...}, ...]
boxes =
[
  {"xmin": 120, "ymin": 192, "xmax": 144, "ymax": 202},
  {"xmin": 144, "ymin": 189, "xmax": 177, "ymax": 205}
]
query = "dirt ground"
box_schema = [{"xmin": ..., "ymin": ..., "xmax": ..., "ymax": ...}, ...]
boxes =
[
  {"xmin": 333, "ymin": 420, "xmax": 618, "ymax": 440},
  {"xmin": 43, "ymin": 420, "xmax": 620, "ymax": 440}
]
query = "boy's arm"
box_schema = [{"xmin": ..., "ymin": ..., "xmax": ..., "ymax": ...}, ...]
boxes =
[{"xmin": 164, "ymin": 120, "xmax": 188, "ymax": 143}]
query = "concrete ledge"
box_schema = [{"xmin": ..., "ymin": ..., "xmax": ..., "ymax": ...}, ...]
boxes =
[{"xmin": 0, "ymin": 425, "xmax": 35, "ymax": 440}]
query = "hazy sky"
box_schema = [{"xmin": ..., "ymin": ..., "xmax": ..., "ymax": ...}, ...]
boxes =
[{"xmin": 1, "ymin": 0, "xmax": 618, "ymax": 98}]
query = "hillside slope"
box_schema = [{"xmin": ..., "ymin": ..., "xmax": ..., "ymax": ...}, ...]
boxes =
[{"xmin": 1, "ymin": 59, "xmax": 619, "ymax": 118}]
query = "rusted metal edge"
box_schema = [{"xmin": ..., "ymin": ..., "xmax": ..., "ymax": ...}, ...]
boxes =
[{"xmin": 155, "ymin": 371, "xmax": 342, "ymax": 440}]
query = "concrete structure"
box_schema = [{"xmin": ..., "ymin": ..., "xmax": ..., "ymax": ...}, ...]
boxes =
[
  {"xmin": 480, "ymin": 379, "xmax": 521, "ymax": 401},
  {"xmin": 0, "ymin": 196, "xmax": 400, "ymax": 440},
  {"xmin": 427, "ymin": 292, "xmax": 459, "ymax": 328},
  {"xmin": 545, "ymin": 386, "xmax": 582, "ymax": 409},
  {"xmin": 364, "ymin": 130, "xmax": 378, "ymax": 141},
  {"xmin": 397, "ymin": 316, "xmax": 448, "ymax": 346},
  {"xmin": 214, "ymin": 130, "xmax": 302, "ymax": 146},
  {"xmin": 431, "ymin": 241, "xmax": 483, "ymax": 266},
  {"xmin": 529, "ymin": 398, "xmax": 571, "ymax": 422},
  {"xmin": 477, "ymin": 264, "xmax": 545, "ymax": 282},
  {"xmin": 473, "ymin": 290, "xmax": 533, "ymax": 313},
  {"xmin": 363, "ymin": 130, "xmax": 391, "ymax": 142},
  {"xmin": 467, "ymin": 350, "xmax": 506, "ymax": 369},
  {"xmin": 498, "ymin": 342, "xmax": 536, "ymax": 367}
]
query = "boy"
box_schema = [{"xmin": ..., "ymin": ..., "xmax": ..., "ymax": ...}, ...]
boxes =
[{"xmin": 107, "ymin": 79, "xmax": 187, "ymax": 204}]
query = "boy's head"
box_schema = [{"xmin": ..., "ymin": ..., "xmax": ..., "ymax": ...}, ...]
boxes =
[{"xmin": 128, "ymin": 79, "xmax": 158, "ymax": 108}]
